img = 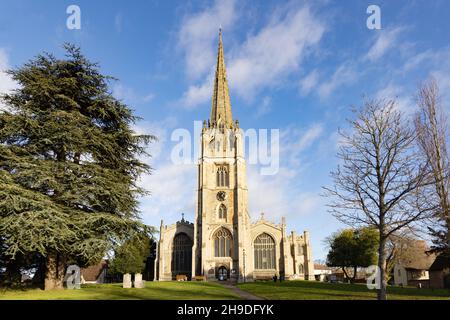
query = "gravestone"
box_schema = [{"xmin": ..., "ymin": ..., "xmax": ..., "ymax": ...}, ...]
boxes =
[
  {"xmin": 123, "ymin": 273, "xmax": 132, "ymax": 288},
  {"xmin": 134, "ymin": 273, "xmax": 143, "ymax": 288}
]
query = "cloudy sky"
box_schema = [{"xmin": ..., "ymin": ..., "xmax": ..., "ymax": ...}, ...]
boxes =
[{"xmin": 1, "ymin": 0, "xmax": 450, "ymax": 260}]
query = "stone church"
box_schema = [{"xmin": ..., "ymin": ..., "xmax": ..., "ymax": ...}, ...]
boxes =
[{"xmin": 154, "ymin": 31, "xmax": 314, "ymax": 282}]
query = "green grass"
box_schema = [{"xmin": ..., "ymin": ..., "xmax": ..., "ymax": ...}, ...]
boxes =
[
  {"xmin": 237, "ymin": 280, "xmax": 450, "ymax": 300},
  {"xmin": 0, "ymin": 281, "xmax": 240, "ymax": 300},
  {"xmin": 2, "ymin": 280, "xmax": 449, "ymax": 300}
]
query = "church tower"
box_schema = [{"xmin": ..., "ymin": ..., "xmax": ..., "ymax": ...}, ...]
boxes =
[
  {"xmin": 155, "ymin": 30, "xmax": 314, "ymax": 283},
  {"xmin": 192, "ymin": 30, "xmax": 251, "ymax": 281}
]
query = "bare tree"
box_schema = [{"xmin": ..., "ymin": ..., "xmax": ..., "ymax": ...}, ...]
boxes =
[
  {"xmin": 385, "ymin": 230, "xmax": 423, "ymax": 281},
  {"xmin": 415, "ymin": 78, "xmax": 450, "ymax": 255},
  {"xmin": 323, "ymin": 99, "xmax": 434, "ymax": 300}
]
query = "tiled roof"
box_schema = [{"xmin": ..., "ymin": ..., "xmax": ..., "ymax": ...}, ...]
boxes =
[{"xmin": 81, "ymin": 260, "xmax": 108, "ymax": 281}]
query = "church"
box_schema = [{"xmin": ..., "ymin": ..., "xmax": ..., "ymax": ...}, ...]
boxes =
[{"xmin": 154, "ymin": 31, "xmax": 314, "ymax": 282}]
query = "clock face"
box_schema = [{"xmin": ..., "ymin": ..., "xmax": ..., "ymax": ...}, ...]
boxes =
[{"xmin": 217, "ymin": 191, "xmax": 226, "ymax": 201}]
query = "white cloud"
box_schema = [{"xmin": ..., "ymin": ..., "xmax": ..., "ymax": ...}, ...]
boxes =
[
  {"xmin": 248, "ymin": 123, "xmax": 324, "ymax": 222},
  {"xmin": 178, "ymin": 0, "xmax": 236, "ymax": 80},
  {"xmin": 115, "ymin": 13, "xmax": 123, "ymax": 33},
  {"xmin": 365, "ymin": 27, "xmax": 404, "ymax": 62},
  {"xmin": 139, "ymin": 163, "xmax": 196, "ymax": 223},
  {"xmin": 112, "ymin": 83, "xmax": 154, "ymax": 104},
  {"xmin": 248, "ymin": 166, "xmax": 322, "ymax": 223},
  {"xmin": 432, "ymin": 70, "xmax": 450, "ymax": 98},
  {"xmin": 179, "ymin": 75, "xmax": 213, "ymax": 109},
  {"xmin": 281, "ymin": 123, "xmax": 324, "ymax": 167},
  {"xmin": 299, "ymin": 69, "xmax": 319, "ymax": 96},
  {"xmin": 382, "ymin": 45, "xmax": 450, "ymax": 110},
  {"xmin": 402, "ymin": 49, "xmax": 435, "ymax": 73},
  {"xmin": 0, "ymin": 48, "xmax": 18, "ymax": 111},
  {"xmin": 255, "ymin": 96, "xmax": 272, "ymax": 117},
  {"xmin": 402, "ymin": 46, "xmax": 450, "ymax": 101},
  {"xmin": 375, "ymin": 82, "xmax": 413, "ymax": 112},
  {"xmin": 134, "ymin": 117, "xmax": 178, "ymax": 161},
  {"xmin": 228, "ymin": 6, "xmax": 325, "ymax": 101},
  {"xmin": 178, "ymin": 4, "xmax": 326, "ymax": 107},
  {"xmin": 317, "ymin": 63, "xmax": 357, "ymax": 98}
]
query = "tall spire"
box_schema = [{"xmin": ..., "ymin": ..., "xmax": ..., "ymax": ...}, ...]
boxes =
[{"xmin": 210, "ymin": 29, "xmax": 233, "ymax": 128}]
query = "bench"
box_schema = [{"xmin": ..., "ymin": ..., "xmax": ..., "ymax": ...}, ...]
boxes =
[{"xmin": 194, "ymin": 276, "xmax": 206, "ymax": 281}]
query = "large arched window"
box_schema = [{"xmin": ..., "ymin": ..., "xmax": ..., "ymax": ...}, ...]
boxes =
[
  {"xmin": 216, "ymin": 165, "xmax": 229, "ymax": 187},
  {"xmin": 214, "ymin": 228, "xmax": 232, "ymax": 257},
  {"xmin": 218, "ymin": 204, "xmax": 227, "ymax": 219},
  {"xmin": 254, "ymin": 233, "xmax": 276, "ymax": 270},
  {"xmin": 171, "ymin": 233, "xmax": 193, "ymax": 278}
]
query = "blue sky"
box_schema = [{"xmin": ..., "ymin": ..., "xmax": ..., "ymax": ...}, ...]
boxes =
[{"xmin": 1, "ymin": 0, "xmax": 450, "ymax": 260}]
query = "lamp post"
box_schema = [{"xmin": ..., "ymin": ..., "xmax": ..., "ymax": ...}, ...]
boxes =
[{"xmin": 242, "ymin": 248, "xmax": 246, "ymax": 283}]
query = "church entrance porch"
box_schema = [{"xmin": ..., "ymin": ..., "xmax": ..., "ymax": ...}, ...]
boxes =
[{"xmin": 217, "ymin": 266, "xmax": 228, "ymax": 281}]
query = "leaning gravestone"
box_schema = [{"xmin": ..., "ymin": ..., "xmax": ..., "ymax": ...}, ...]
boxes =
[
  {"xmin": 123, "ymin": 273, "xmax": 132, "ymax": 288},
  {"xmin": 134, "ymin": 273, "xmax": 143, "ymax": 288}
]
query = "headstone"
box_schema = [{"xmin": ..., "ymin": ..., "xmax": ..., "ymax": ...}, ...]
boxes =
[
  {"xmin": 134, "ymin": 273, "xmax": 143, "ymax": 288},
  {"xmin": 123, "ymin": 273, "xmax": 132, "ymax": 288}
]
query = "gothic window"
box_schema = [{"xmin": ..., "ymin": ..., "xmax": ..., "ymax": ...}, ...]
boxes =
[
  {"xmin": 216, "ymin": 165, "xmax": 229, "ymax": 187},
  {"xmin": 171, "ymin": 233, "xmax": 193, "ymax": 278},
  {"xmin": 254, "ymin": 233, "xmax": 276, "ymax": 270},
  {"xmin": 214, "ymin": 228, "xmax": 232, "ymax": 257},
  {"xmin": 218, "ymin": 204, "xmax": 227, "ymax": 219}
]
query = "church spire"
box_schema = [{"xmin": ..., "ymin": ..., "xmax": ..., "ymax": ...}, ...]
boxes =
[{"xmin": 210, "ymin": 29, "xmax": 233, "ymax": 128}]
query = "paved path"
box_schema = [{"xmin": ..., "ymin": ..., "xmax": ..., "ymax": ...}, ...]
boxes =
[{"xmin": 220, "ymin": 283, "xmax": 264, "ymax": 300}]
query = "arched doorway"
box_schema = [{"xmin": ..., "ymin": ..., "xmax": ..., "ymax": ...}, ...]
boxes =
[
  {"xmin": 171, "ymin": 233, "xmax": 193, "ymax": 279},
  {"xmin": 217, "ymin": 266, "xmax": 228, "ymax": 281}
]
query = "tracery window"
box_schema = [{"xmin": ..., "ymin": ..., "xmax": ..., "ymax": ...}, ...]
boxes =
[
  {"xmin": 216, "ymin": 165, "xmax": 229, "ymax": 187},
  {"xmin": 218, "ymin": 204, "xmax": 227, "ymax": 219},
  {"xmin": 214, "ymin": 228, "xmax": 232, "ymax": 257},
  {"xmin": 171, "ymin": 233, "xmax": 193, "ymax": 277},
  {"xmin": 254, "ymin": 233, "xmax": 276, "ymax": 270}
]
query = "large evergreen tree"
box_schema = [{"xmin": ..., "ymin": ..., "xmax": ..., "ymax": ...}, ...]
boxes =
[{"xmin": 0, "ymin": 44, "xmax": 155, "ymax": 290}]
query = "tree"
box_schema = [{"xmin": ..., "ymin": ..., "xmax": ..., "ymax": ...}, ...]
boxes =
[
  {"xmin": 326, "ymin": 227, "xmax": 378, "ymax": 282},
  {"xmin": 414, "ymin": 78, "xmax": 450, "ymax": 256},
  {"xmin": 109, "ymin": 234, "xmax": 151, "ymax": 275},
  {"xmin": 0, "ymin": 44, "xmax": 155, "ymax": 290},
  {"xmin": 323, "ymin": 99, "xmax": 434, "ymax": 300}
]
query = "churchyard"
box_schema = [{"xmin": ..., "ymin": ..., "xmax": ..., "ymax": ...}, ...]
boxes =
[{"xmin": 1, "ymin": 281, "xmax": 449, "ymax": 300}]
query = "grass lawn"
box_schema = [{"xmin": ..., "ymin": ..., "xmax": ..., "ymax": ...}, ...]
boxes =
[
  {"xmin": 0, "ymin": 281, "xmax": 240, "ymax": 300},
  {"xmin": 2, "ymin": 280, "xmax": 449, "ymax": 300},
  {"xmin": 237, "ymin": 281, "xmax": 450, "ymax": 300}
]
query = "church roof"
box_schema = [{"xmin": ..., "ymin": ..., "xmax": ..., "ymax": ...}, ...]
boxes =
[{"xmin": 210, "ymin": 29, "xmax": 233, "ymax": 129}]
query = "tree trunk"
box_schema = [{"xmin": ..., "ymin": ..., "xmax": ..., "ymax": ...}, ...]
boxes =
[
  {"xmin": 32, "ymin": 256, "xmax": 46, "ymax": 289},
  {"xmin": 342, "ymin": 267, "xmax": 349, "ymax": 282},
  {"xmin": 4, "ymin": 258, "xmax": 22, "ymax": 287},
  {"xmin": 377, "ymin": 237, "xmax": 387, "ymax": 300},
  {"xmin": 44, "ymin": 251, "xmax": 66, "ymax": 290},
  {"xmin": 352, "ymin": 266, "xmax": 358, "ymax": 283}
]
